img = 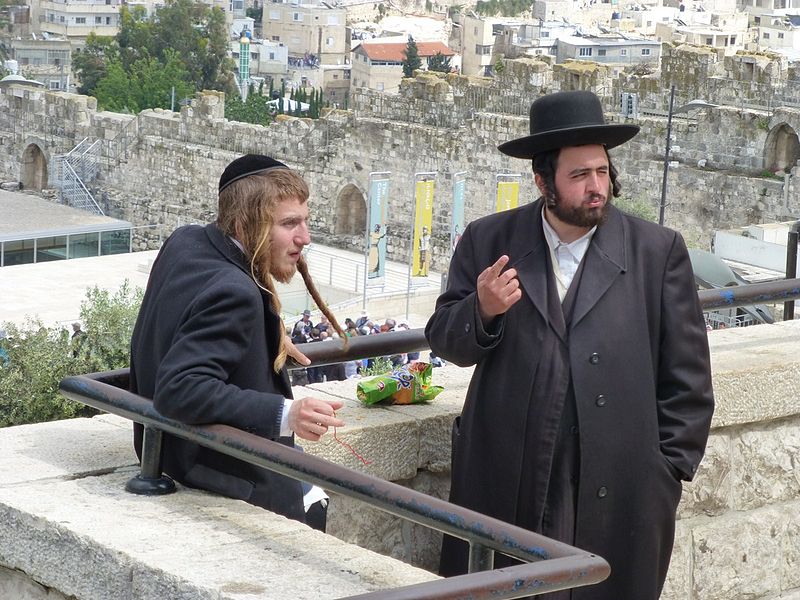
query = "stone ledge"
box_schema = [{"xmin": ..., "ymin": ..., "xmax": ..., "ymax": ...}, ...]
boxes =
[{"xmin": 0, "ymin": 416, "xmax": 438, "ymax": 600}]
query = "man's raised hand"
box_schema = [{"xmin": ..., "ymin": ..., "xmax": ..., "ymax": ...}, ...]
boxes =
[{"xmin": 477, "ymin": 255, "xmax": 522, "ymax": 326}]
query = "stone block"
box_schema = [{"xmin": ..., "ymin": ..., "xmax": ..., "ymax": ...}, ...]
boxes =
[
  {"xmin": 732, "ymin": 419, "xmax": 800, "ymax": 511},
  {"xmin": 691, "ymin": 507, "xmax": 784, "ymax": 600},
  {"xmin": 679, "ymin": 431, "xmax": 731, "ymax": 518},
  {"xmin": 662, "ymin": 520, "xmax": 691, "ymax": 600}
]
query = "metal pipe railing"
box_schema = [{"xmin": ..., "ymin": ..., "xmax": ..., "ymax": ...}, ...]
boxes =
[
  {"xmin": 59, "ymin": 372, "xmax": 609, "ymax": 599},
  {"xmin": 293, "ymin": 277, "xmax": 800, "ymax": 368}
]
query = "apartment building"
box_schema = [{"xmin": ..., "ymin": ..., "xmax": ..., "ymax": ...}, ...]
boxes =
[
  {"xmin": 261, "ymin": 0, "xmax": 347, "ymax": 65},
  {"xmin": 8, "ymin": 36, "xmax": 72, "ymax": 91},
  {"xmin": 556, "ymin": 34, "xmax": 662, "ymax": 65},
  {"xmin": 34, "ymin": 0, "xmax": 122, "ymax": 44}
]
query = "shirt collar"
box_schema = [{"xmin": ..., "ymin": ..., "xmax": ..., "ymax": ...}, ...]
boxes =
[{"xmin": 541, "ymin": 206, "xmax": 597, "ymax": 260}]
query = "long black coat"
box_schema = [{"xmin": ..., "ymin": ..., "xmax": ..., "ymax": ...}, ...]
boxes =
[
  {"xmin": 426, "ymin": 200, "xmax": 714, "ymax": 599},
  {"xmin": 130, "ymin": 223, "xmax": 305, "ymax": 521}
]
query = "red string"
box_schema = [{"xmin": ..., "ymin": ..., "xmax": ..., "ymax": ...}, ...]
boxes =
[{"xmin": 333, "ymin": 426, "xmax": 372, "ymax": 465}]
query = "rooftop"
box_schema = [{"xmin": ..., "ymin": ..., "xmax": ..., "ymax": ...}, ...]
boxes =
[{"xmin": 355, "ymin": 40, "xmax": 454, "ymax": 62}]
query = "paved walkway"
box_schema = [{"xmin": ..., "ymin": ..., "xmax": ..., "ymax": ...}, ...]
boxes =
[{"xmin": 0, "ymin": 242, "xmax": 442, "ymax": 331}]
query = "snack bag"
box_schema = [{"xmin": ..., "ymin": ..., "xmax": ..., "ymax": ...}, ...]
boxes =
[{"xmin": 357, "ymin": 362, "xmax": 444, "ymax": 406}]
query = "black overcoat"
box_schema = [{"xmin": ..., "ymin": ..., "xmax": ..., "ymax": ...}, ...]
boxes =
[
  {"xmin": 130, "ymin": 223, "xmax": 305, "ymax": 521},
  {"xmin": 426, "ymin": 200, "xmax": 714, "ymax": 599}
]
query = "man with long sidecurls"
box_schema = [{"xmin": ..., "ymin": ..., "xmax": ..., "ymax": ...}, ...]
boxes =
[
  {"xmin": 130, "ymin": 155, "xmax": 344, "ymax": 530},
  {"xmin": 426, "ymin": 91, "xmax": 714, "ymax": 599}
]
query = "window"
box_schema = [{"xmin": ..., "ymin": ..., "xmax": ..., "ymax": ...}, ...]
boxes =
[
  {"xmin": 763, "ymin": 32, "xmax": 770, "ymax": 39},
  {"xmin": 75, "ymin": 17, "xmax": 86, "ymax": 24},
  {"xmin": 269, "ymin": 52, "xmax": 275, "ymax": 59},
  {"xmin": 106, "ymin": 16, "xmax": 111, "ymax": 24},
  {"xmin": 272, "ymin": 35, "xmax": 280, "ymax": 41},
  {"xmin": 475, "ymin": 44, "xmax": 492, "ymax": 55},
  {"xmin": 598, "ymin": 49, "xmax": 606, "ymax": 56},
  {"xmin": 333, "ymin": 73, "xmax": 338, "ymax": 79},
  {"xmin": 541, "ymin": 31, "xmax": 549, "ymax": 38},
  {"xmin": 36, "ymin": 236, "xmax": 67, "ymax": 262},
  {"xmin": 269, "ymin": 9, "xmax": 279, "ymax": 19},
  {"xmin": 326, "ymin": 36, "xmax": 334, "ymax": 46},
  {"xmin": 778, "ymin": 32, "xmax": 784, "ymax": 39},
  {"xmin": 620, "ymin": 48, "xmax": 627, "ymax": 56},
  {"xmin": 292, "ymin": 12, "xmax": 303, "ymax": 21},
  {"xmin": 2, "ymin": 239, "xmax": 34, "ymax": 266},
  {"xmin": 579, "ymin": 47, "xmax": 592, "ymax": 56},
  {"xmin": 95, "ymin": 16, "xmax": 101, "ymax": 23},
  {"xmin": 706, "ymin": 37, "xmax": 713, "ymax": 44},
  {"xmin": 641, "ymin": 48, "xmax": 651, "ymax": 55},
  {"xmin": 67, "ymin": 232, "xmax": 99, "ymax": 259},
  {"xmin": 100, "ymin": 230, "xmax": 131, "ymax": 256},
  {"xmin": 49, "ymin": 80, "xmax": 61, "ymax": 90}
]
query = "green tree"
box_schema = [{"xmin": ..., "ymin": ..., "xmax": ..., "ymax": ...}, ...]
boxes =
[
  {"xmin": 401, "ymin": 36, "xmax": 422, "ymax": 78},
  {"xmin": 130, "ymin": 50, "xmax": 194, "ymax": 111},
  {"xmin": 72, "ymin": 33, "xmax": 117, "ymax": 95},
  {"xmin": 428, "ymin": 51, "xmax": 452, "ymax": 73},
  {"xmin": 94, "ymin": 59, "xmax": 137, "ymax": 112}
]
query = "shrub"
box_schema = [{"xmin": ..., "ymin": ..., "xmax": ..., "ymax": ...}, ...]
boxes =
[{"xmin": 0, "ymin": 281, "xmax": 143, "ymax": 428}]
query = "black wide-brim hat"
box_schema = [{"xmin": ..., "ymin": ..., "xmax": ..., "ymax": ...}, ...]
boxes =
[{"xmin": 498, "ymin": 91, "xmax": 640, "ymax": 159}]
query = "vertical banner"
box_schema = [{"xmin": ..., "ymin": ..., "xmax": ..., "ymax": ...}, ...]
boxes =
[
  {"xmin": 366, "ymin": 172, "xmax": 391, "ymax": 281},
  {"xmin": 412, "ymin": 173, "xmax": 436, "ymax": 278},
  {"xmin": 450, "ymin": 172, "xmax": 467, "ymax": 258},
  {"xmin": 495, "ymin": 173, "xmax": 521, "ymax": 213}
]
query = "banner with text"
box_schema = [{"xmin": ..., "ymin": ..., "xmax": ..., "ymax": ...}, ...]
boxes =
[
  {"xmin": 495, "ymin": 174, "xmax": 521, "ymax": 213},
  {"xmin": 367, "ymin": 173, "xmax": 391, "ymax": 280},
  {"xmin": 451, "ymin": 172, "xmax": 467, "ymax": 257},
  {"xmin": 412, "ymin": 175, "xmax": 435, "ymax": 278}
]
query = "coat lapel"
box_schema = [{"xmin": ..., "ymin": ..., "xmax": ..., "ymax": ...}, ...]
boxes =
[
  {"xmin": 570, "ymin": 206, "xmax": 627, "ymax": 328},
  {"xmin": 509, "ymin": 200, "xmax": 550, "ymax": 325},
  {"xmin": 508, "ymin": 199, "xmax": 568, "ymax": 342}
]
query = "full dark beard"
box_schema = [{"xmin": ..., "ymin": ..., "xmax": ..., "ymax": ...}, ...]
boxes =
[{"xmin": 545, "ymin": 191, "xmax": 611, "ymax": 228}]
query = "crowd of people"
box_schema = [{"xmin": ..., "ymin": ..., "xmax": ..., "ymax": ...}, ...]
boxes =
[{"xmin": 288, "ymin": 309, "xmax": 437, "ymax": 386}]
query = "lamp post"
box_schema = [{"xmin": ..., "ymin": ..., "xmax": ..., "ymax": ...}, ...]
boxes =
[{"xmin": 658, "ymin": 86, "xmax": 716, "ymax": 226}]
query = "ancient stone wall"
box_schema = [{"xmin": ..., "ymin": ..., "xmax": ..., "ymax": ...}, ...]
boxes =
[{"xmin": 2, "ymin": 49, "xmax": 799, "ymax": 271}]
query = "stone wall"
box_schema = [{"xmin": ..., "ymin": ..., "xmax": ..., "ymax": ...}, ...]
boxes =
[{"xmin": 2, "ymin": 48, "xmax": 799, "ymax": 271}]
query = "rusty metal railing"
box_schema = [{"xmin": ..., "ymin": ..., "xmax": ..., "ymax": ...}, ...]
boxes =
[{"xmin": 59, "ymin": 371, "xmax": 609, "ymax": 599}]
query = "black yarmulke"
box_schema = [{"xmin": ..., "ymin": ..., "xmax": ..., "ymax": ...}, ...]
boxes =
[{"xmin": 218, "ymin": 155, "xmax": 288, "ymax": 193}]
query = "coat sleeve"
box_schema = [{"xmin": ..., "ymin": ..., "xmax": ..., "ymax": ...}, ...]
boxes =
[
  {"xmin": 152, "ymin": 278, "xmax": 285, "ymax": 439},
  {"xmin": 425, "ymin": 223, "xmax": 504, "ymax": 367},
  {"xmin": 657, "ymin": 232, "xmax": 715, "ymax": 481}
]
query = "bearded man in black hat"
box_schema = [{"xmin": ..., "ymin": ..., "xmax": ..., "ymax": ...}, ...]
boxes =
[
  {"xmin": 130, "ymin": 155, "xmax": 344, "ymax": 529},
  {"xmin": 426, "ymin": 91, "xmax": 714, "ymax": 599}
]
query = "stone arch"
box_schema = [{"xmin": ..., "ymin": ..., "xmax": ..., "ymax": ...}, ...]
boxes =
[
  {"xmin": 20, "ymin": 143, "xmax": 48, "ymax": 191},
  {"xmin": 764, "ymin": 122, "xmax": 800, "ymax": 173},
  {"xmin": 334, "ymin": 183, "xmax": 366, "ymax": 235}
]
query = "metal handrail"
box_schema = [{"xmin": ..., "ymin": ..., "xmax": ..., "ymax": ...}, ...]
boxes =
[
  {"xmin": 58, "ymin": 372, "xmax": 610, "ymax": 599},
  {"xmin": 290, "ymin": 277, "xmax": 800, "ymax": 368}
]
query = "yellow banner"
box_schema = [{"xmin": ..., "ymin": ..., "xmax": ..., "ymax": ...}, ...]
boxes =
[
  {"xmin": 412, "ymin": 179, "xmax": 435, "ymax": 277},
  {"xmin": 496, "ymin": 180, "xmax": 519, "ymax": 213}
]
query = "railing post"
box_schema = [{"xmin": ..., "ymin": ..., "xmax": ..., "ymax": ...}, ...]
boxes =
[
  {"xmin": 125, "ymin": 425, "xmax": 176, "ymax": 495},
  {"xmin": 468, "ymin": 542, "xmax": 495, "ymax": 573},
  {"xmin": 784, "ymin": 221, "xmax": 800, "ymax": 321}
]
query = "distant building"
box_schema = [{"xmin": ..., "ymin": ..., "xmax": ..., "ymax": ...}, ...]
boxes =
[
  {"xmin": 351, "ymin": 39, "xmax": 456, "ymax": 94},
  {"xmin": 7, "ymin": 36, "xmax": 72, "ymax": 92},
  {"xmin": 230, "ymin": 39, "xmax": 289, "ymax": 80},
  {"xmin": 494, "ymin": 20, "xmax": 578, "ymax": 59},
  {"xmin": 33, "ymin": 0, "xmax": 123, "ymax": 44},
  {"xmin": 754, "ymin": 14, "xmax": 800, "ymax": 59},
  {"xmin": 556, "ymin": 34, "xmax": 662, "ymax": 65},
  {"xmin": 655, "ymin": 10, "xmax": 749, "ymax": 53},
  {"xmin": 261, "ymin": 0, "xmax": 347, "ymax": 66},
  {"xmin": 461, "ymin": 13, "xmax": 524, "ymax": 76}
]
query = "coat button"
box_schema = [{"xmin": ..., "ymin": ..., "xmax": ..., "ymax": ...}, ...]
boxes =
[
  {"xmin": 597, "ymin": 486, "xmax": 608, "ymax": 498},
  {"xmin": 464, "ymin": 323, "xmax": 471, "ymax": 333},
  {"xmin": 595, "ymin": 394, "xmax": 606, "ymax": 407},
  {"xmin": 589, "ymin": 353, "xmax": 600, "ymax": 365}
]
